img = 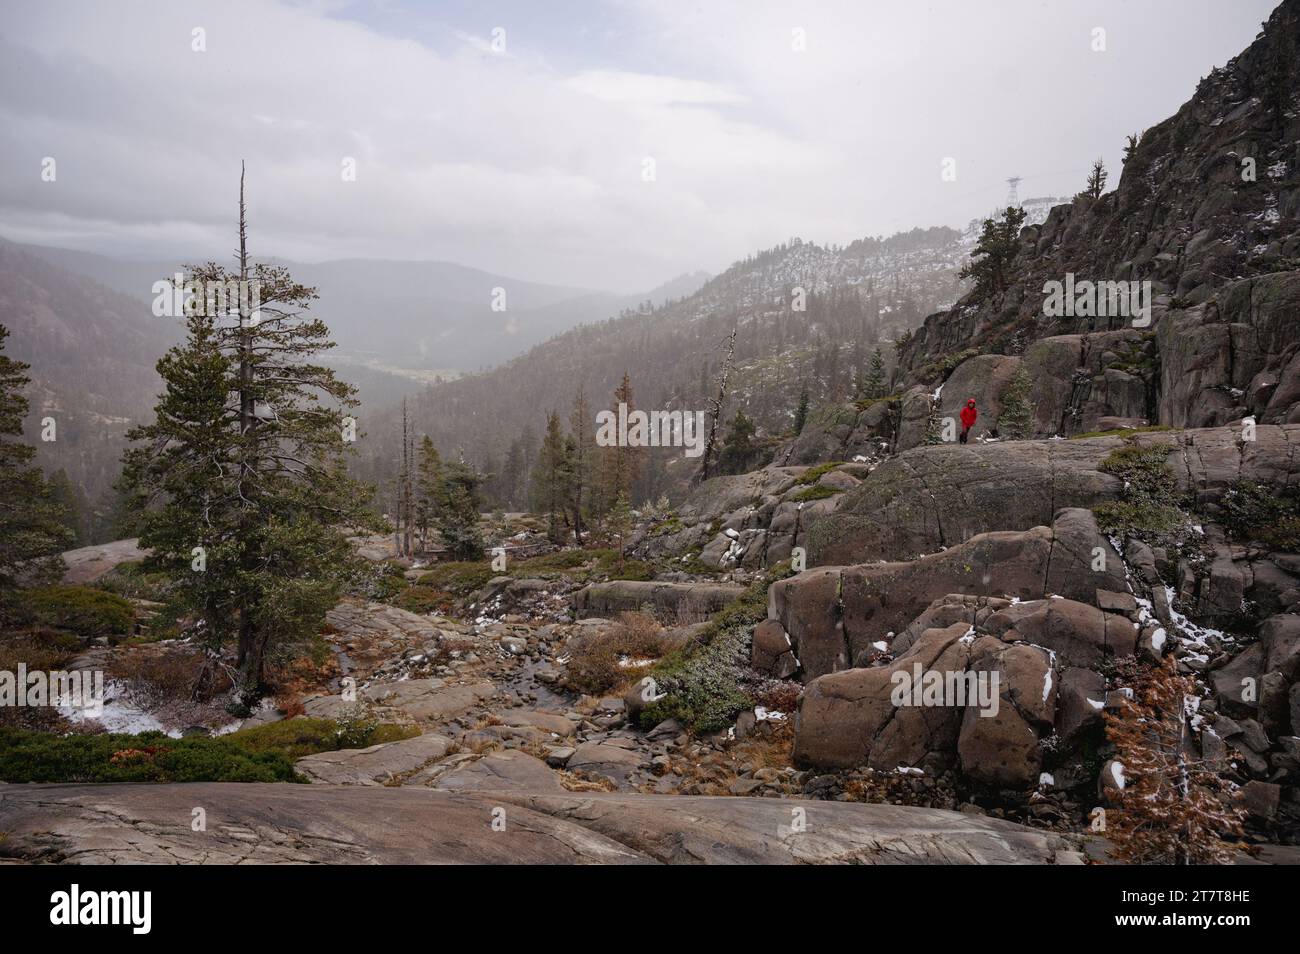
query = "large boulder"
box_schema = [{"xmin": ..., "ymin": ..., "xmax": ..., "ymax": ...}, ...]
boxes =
[
  {"xmin": 806, "ymin": 426, "xmax": 1300, "ymax": 566},
  {"xmin": 571, "ymin": 580, "xmax": 744, "ymax": 619},
  {"xmin": 773, "ymin": 509, "xmax": 1127, "ymax": 678},
  {"xmin": 793, "ymin": 592, "xmax": 1136, "ymax": 788},
  {"xmin": 805, "ymin": 437, "xmax": 1122, "ymax": 565},
  {"xmin": 938, "ymin": 354, "xmax": 1022, "ymax": 437},
  {"xmin": 0, "ymin": 783, "xmax": 1074, "ymax": 864}
]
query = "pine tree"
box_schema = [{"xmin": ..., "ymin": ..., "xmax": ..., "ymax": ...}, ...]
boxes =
[
  {"xmin": 414, "ymin": 436, "xmax": 442, "ymax": 551},
  {"xmin": 1103, "ymin": 657, "xmax": 1246, "ymax": 864},
  {"xmin": 501, "ymin": 437, "xmax": 525, "ymax": 510},
  {"xmin": 122, "ymin": 167, "xmax": 378, "ymax": 706},
  {"xmin": 958, "ymin": 206, "xmax": 1027, "ymax": 302},
  {"xmin": 793, "ymin": 386, "xmax": 810, "ymax": 435},
  {"xmin": 865, "ymin": 347, "xmax": 886, "ymax": 399},
  {"xmin": 607, "ymin": 490, "xmax": 633, "ymax": 567},
  {"xmin": 997, "ymin": 366, "xmax": 1035, "ymax": 439},
  {"xmin": 47, "ymin": 468, "xmax": 88, "ymax": 547},
  {"xmin": 1122, "ymin": 132, "xmax": 1140, "ymax": 165},
  {"xmin": 1082, "ymin": 158, "xmax": 1108, "ymax": 200},
  {"xmin": 434, "ymin": 455, "xmax": 485, "ymax": 561},
  {"xmin": 0, "ymin": 325, "xmax": 73, "ymax": 587},
  {"xmin": 532, "ymin": 410, "xmax": 573, "ymax": 543},
  {"xmin": 697, "ymin": 327, "xmax": 737, "ymax": 484},
  {"xmin": 719, "ymin": 409, "xmax": 757, "ymax": 475},
  {"xmin": 599, "ymin": 373, "xmax": 642, "ymax": 507},
  {"xmin": 568, "ymin": 384, "xmax": 592, "ymax": 544}
]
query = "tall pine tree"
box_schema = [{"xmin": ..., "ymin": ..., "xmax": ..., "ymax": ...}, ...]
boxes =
[
  {"xmin": 0, "ymin": 325, "xmax": 73, "ymax": 588},
  {"xmin": 122, "ymin": 168, "xmax": 379, "ymax": 706}
]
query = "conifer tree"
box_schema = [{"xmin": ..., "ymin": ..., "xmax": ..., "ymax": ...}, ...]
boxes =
[
  {"xmin": 958, "ymin": 206, "xmax": 1027, "ymax": 302},
  {"xmin": 122, "ymin": 167, "xmax": 378, "ymax": 706},
  {"xmin": 719, "ymin": 409, "xmax": 757, "ymax": 475},
  {"xmin": 414, "ymin": 436, "xmax": 442, "ymax": 551},
  {"xmin": 0, "ymin": 325, "xmax": 72, "ymax": 587},
  {"xmin": 568, "ymin": 384, "xmax": 592, "ymax": 544},
  {"xmin": 532, "ymin": 410, "xmax": 573, "ymax": 543},
  {"xmin": 434, "ymin": 455, "xmax": 485, "ymax": 561},
  {"xmin": 865, "ymin": 347, "xmax": 886, "ymax": 399},
  {"xmin": 793, "ymin": 386, "xmax": 810, "ymax": 435},
  {"xmin": 997, "ymin": 366, "xmax": 1035, "ymax": 439},
  {"xmin": 1083, "ymin": 158, "xmax": 1108, "ymax": 199}
]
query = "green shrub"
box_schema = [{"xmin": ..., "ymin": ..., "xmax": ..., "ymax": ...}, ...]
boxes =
[
  {"xmin": 21, "ymin": 586, "xmax": 135, "ymax": 639},
  {"xmin": 1220, "ymin": 482, "xmax": 1300, "ymax": 551},
  {"xmin": 0, "ymin": 716, "xmax": 421, "ymax": 783},
  {"xmin": 1099, "ymin": 443, "xmax": 1178, "ymax": 496},
  {"xmin": 596, "ymin": 553, "xmax": 656, "ymax": 582},
  {"xmin": 364, "ymin": 562, "xmax": 409, "ymax": 602},
  {"xmin": 1093, "ymin": 440, "xmax": 1188, "ymax": 541},
  {"xmin": 0, "ymin": 728, "xmax": 301, "ymax": 783},
  {"xmin": 793, "ymin": 462, "xmax": 845, "ymax": 486},
  {"xmin": 638, "ymin": 576, "xmax": 778, "ymax": 733},
  {"xmin": 789, "ymin": 485, "xmax": 840, "ymax": 502},
  {"xmin": 95, "ymin": 561, "xmax": 174, "ymax": 602},
  {"xmin": 391, "ymin": 585, "xmax": 451, "ymax": 615},
  {"xmin": 416, "ymin": 561, "xmax": 493, "ymax": 596}
]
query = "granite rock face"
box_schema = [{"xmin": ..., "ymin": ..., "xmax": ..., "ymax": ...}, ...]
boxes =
[{"xmin": 0, "ymin": 783, "xmax": 1075, "ymax": 865}]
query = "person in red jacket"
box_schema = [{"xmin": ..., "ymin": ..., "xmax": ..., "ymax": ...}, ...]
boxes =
[{"xmin": 959, "ymin": 398, "xmax": 977, "ymax": 443}]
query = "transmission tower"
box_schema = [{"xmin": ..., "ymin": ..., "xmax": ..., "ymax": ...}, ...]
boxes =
[{"xmin": 1005, "ymin": 176, "xmax": 1022, "ymax": 209}]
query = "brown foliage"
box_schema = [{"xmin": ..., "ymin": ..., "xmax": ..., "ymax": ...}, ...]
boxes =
[
  {"xmin": 1103, "ymin": 657, "xmax": 1246, "ymax": 864},
  {"xmin": 563, "ymin": 612, "xmax": 671, "ymax": 695}
]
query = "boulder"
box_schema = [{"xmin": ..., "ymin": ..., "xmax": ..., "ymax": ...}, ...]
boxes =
[
  {"xmin": 751, "ymin": 618, "xmax": 799, "ymax": 678},
  {"xmin": 776, "ymin": 510, "xmax": 1126, "ymax": 672},
  {"xmin": 806, "ymin": 426, "xmax": 1300, "ymax": 567},
  {"xmin": 792, "ymin": 623, "xmax": 971, "ymax": 771},
  {"xmin": 571, "ymin": 580, "xmax": 744, "ymax": 619}
]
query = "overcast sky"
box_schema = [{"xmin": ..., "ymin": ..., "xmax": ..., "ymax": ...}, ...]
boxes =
[{"xmin": 0, "ymin": 0, "xmax": 1280, "ymax": 292}]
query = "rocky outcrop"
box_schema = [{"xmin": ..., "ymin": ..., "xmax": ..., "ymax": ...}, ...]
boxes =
[
  {"xmin": 58, "ymin": 538, "xmax": 148, "ymax": 584},
  {"xmin": 774, "ymin": 509, "xmax": 1126, "ymax": 681},
  {"xmin": 897, "ymin": 4, "xmax": 1300, "ymax": 432},
  {"xmin": 571, "ymin": 580, "xmax": 743, "ymax": 619},
  {"xmin": 0, "ymin": 783, "xmax": 1075, "ymax": 865},
  {"xmin": 807, "ymin": 426, "xmax": 1300, "ymax": 566},
  {"xmin": 631, "ymin": 460, "xmax": 880, "ymax": 570},
  {"xmin": 792, "ymin": 591, "xmax": 1138, "ymax": 788}
]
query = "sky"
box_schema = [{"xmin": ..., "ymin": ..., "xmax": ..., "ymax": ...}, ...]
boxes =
[{"xmin": 0, "ymin": 0, "xmax": 1280, "ymax": 292}]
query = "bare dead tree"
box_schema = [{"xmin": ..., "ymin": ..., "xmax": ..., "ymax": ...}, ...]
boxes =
[{"xmin": 696, "ymin": 322, "xmax": 738, "ymax": 484}]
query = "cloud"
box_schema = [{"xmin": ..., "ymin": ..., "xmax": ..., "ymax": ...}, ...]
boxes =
[{"xmin": 0, "ymin": 0, "xmax": 1279, "ymax": 291}]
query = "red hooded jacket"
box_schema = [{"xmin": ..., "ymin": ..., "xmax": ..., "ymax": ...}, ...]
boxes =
[{"xmin": 960, "ymin": 402, "xmax": 977, "ymax": 429}]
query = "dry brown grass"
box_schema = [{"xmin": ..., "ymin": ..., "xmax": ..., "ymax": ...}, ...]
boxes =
[
  {"xmin": 563, "ymin": 612, "xmax": 672, "ymax": 695},
  {"xmin": 110, "ymin": 648, "xmax": 227, "ymax": 707},
  {"xmin": 559, "ymin": 770, "xmax": 618, "ymax": 793}
]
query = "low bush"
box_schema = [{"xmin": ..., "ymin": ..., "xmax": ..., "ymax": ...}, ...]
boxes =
[
  {"xmin": 564, "ymin": 612, "xmax": 671, "ymax": 695},
  {"xmin": 789, "ymin": 485, "xmax": 840, "ymax": 502},
  {"xmin": 0, "ymin": 728, "xmax": 301, "ymax": 783},
  {"xmin": 1220, "ymin": 481, "xmax": 1300, "ymax": 551},
  {"xmin": 0, "ymin": 714, "xmax": 421, "ymax": 783},
  {"xmin": 95, "ymin": 561, "xmax": 174, "ymax": 602},
  {"xmin": 391, "ymin": 585, "xmax": 452, "ymax": 615},
  {"xmin": 638, "ymin": 576, "xmax": 776, "ymax": 733},
  {"xmin": 20, "ymin": 586, "xmax": 135, "ymax": 639},
  {"xmin": 416, "ymin": 561, "xmax": 494, "ymax": 596},
  {"xmin": 793, "ymin": 462, "xmax": 845, "ymax": 486}
]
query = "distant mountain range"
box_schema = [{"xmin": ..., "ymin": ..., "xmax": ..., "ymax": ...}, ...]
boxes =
[{"xmin": 0, "ymin": 236, "xmax": 709, "ymax": 508}]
